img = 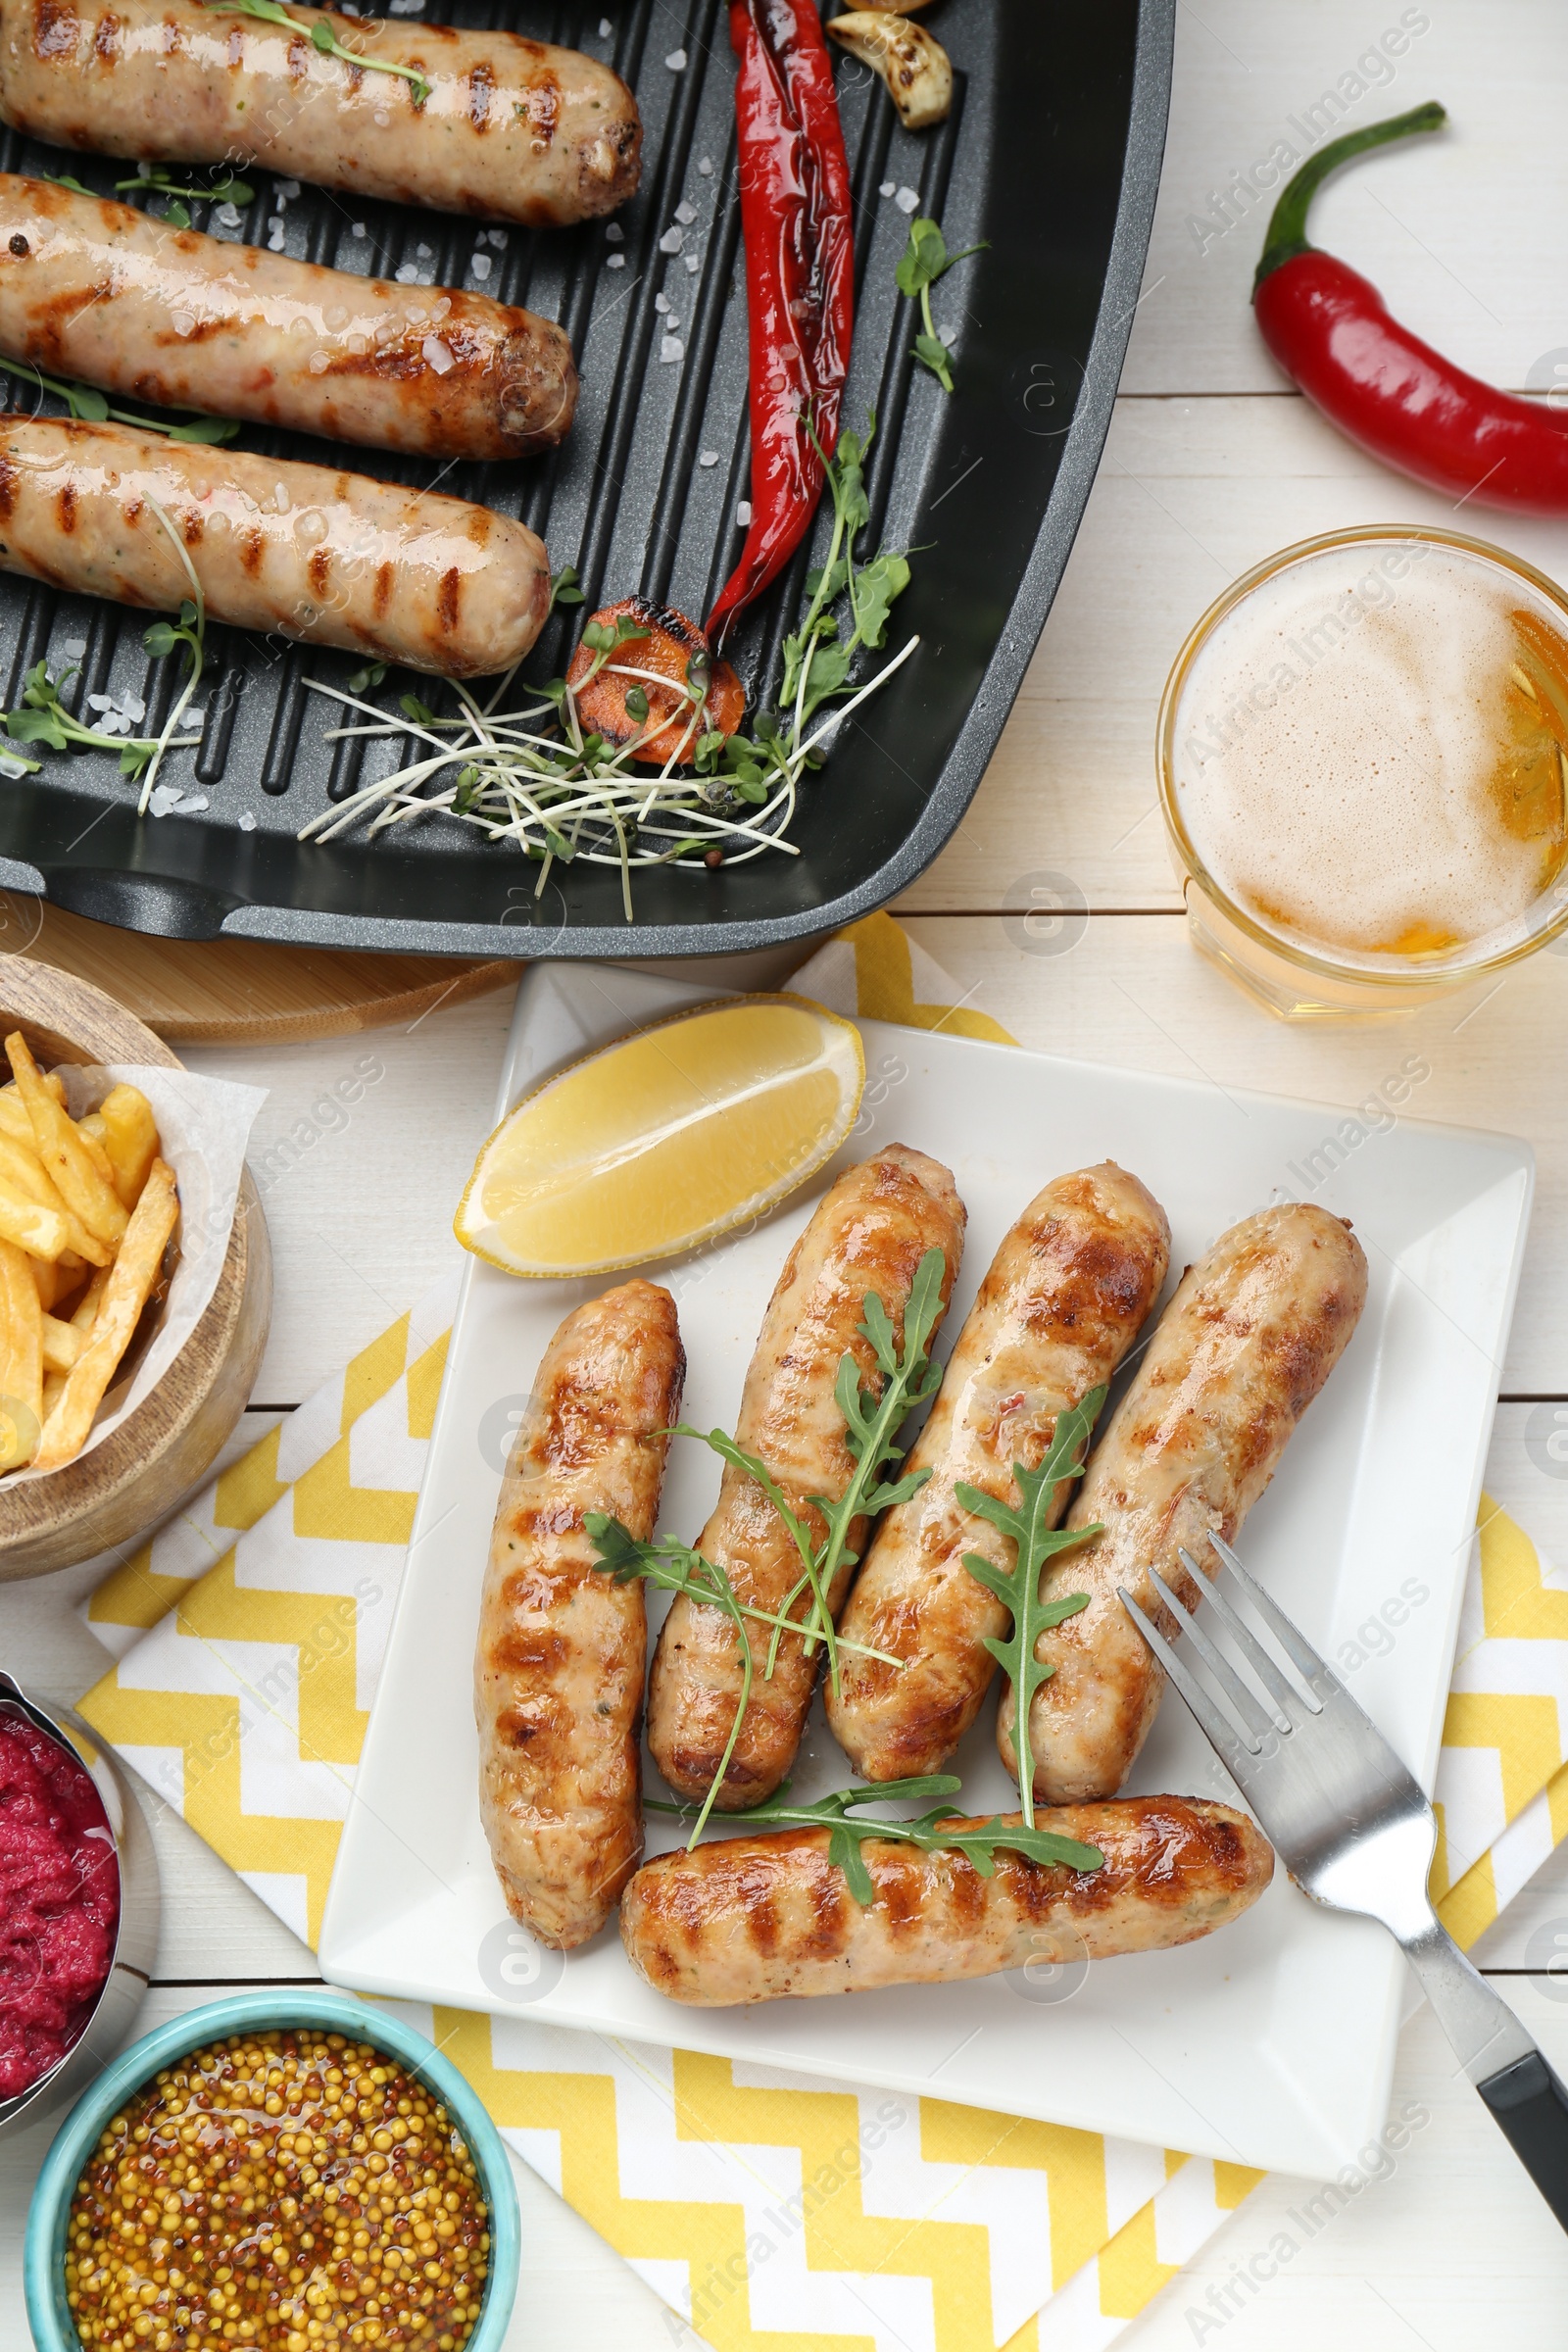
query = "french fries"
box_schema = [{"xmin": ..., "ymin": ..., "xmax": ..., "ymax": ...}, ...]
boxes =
[
  {"xmin": 5, "ymin": 1033, "xmax": 128, "ymax": 1250},
  {"xmin": 0, "ymin": 1237, "xmax": 43, "ymax": 1468},
  {"xmin": 32, "ymin": 1159, "xmax": 178, "ymax": 1473},
  {"xmin": 0, "ymin": 1048, "xmax": 178, "ymax": 1478},
  {"xmin": 0, "ymin": 1130, "xmax": 112, "ymax": 1266},
  {"xmin": 40, "ymin": 1313, "xmax": 85, "ymax": 1374},
  {"xmin": 93, "ymin": 1087, "xmax": 161, "ymax": 1211}
]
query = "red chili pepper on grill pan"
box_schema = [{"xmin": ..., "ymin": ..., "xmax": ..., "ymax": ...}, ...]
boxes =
[
  {"xmin": 1253, "ymin": 101, "xmax": 1568, "ymax": 513},
  {"xmin": 707, "ymin": 0, "xmax": 855, "ymax": 644}
]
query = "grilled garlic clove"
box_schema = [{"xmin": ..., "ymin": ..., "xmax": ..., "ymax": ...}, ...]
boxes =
[{"xmin": 827, "ymin": 13, "xmax": 953, "ymax": 130}]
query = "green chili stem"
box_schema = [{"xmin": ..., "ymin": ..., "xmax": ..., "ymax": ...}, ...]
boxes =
[{"xmin": 1252, "ymin": 100, "xmax": 1446, "ymax": 294}]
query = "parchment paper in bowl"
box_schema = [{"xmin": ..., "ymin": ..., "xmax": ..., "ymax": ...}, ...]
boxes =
[{"xmin": 7, "ymin": 1064, "xmax": 267, "ymax": 1480}]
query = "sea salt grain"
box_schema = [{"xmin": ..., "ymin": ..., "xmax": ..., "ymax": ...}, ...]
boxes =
[
  {"xmin": 880, "ymin": 181, "xmax": 895, "ymax": 199},
  {"xmin": 470, "ymin": 252, "xmax": 492, "ymax": 278},
  {"xmin": 238, "ymin": 811, "xmax": 257, "ymax": 831},
  {"xmin": 278, "ymin": 180, "xmax": 301, "ymax": 200},
  {"xmin": 416, "ymin": 243, "xmax": 433, "ymax": 259},
  {"xmin": 659, "ymin": 227, "xmax": 683, "ymax": 255},
  {"xmin": 599, "ymin": 16, "xmax": 611, "ymax": 33},
  {"xmin": 148, "ymin": 785, "xmax": 183, "ymax": 816},
  {"xmin": 698, "ymin": 157, "xmax": 713, "ymax": 176},
  {"xmin": 699, "ymin": 450, "xmax": 718, "ymax": 468},
  {"xmin": 895, "ymin": 186, "xmax": 919, "ymax": 214},
  {"xmin": 395, "ymin": 263, "xmax": 418, "ymax": 282},
  {"xmin": 387, "ymin": 0, "xmax": 423, "ymax": 14},
  {"xmin": 674, "ymin": 200, "xmax": 697, "ymax": 226},
  {"xmin": 736, "ymin": 501, "xmax": 752, "ymax": 525},
  {"xmin": 351, "ymin": 221, "xmax": 367, "ymax": 238},
  {"xmin": 62, "ymin": 639, "xmax": 86, "ymax": 660},
  {"xmin": 683, "ymin": 253, "xmax": 701, "ymax": 273},
  {"xmin": 654, "ymin": 291, "xmax": 670, "ymax": 314},
  {"xmin": 606, "ymin": 253, "xmax": 625, "ymax": 269},
  {"xmin": 605, "ymin": 222, "xmax": 623, "ymax": 243},
  {"xmin": 215, "ymin": 202, "xmax": 241, "ymax": 229},
  {"xmin": 0, "ymin": 756, "xmax": 31, "ymax": 780},
  {"xmin": 487, "ymin": 229, "xmax": 508, "ymax": 248},
  {"xmin": 421, "ymin": 335, "xmax": 455, "ymax": 374},
  {"xmin": 267, "ymin": 225, "xmax": 286, "ymax": 251},
  {"xmin": 665, "ymin": 47, "xmax": 686, "ymax": 69},
  {"xmin": 660, "ymin": 334, "xmax": 683, "ymax": 364}
]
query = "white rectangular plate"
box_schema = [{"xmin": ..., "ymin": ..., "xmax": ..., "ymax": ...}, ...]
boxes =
[{"xmin": 321, "ymin": 963, "xmax": 1533, "ymax": 2178}]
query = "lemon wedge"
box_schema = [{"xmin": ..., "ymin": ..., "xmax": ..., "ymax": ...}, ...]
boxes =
[{"xmin": 455, "ymin": 996, "xmax": 865, "ymax": 1277}]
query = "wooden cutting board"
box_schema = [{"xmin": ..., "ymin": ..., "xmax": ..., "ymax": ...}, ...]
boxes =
[{"xmin": 0, "ymin": 893, "xmax": 520, "ymax": 1044}]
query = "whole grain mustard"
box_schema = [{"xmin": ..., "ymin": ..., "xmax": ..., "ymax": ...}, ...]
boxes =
[{"xmin": 63, "ymin": 2029, "xmax": 490, "ymax": 2352}]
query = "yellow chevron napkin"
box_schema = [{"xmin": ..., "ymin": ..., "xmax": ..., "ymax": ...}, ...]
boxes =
[{"xmin": 73, "ymin": 911, "xmax": 1562, "ymax": 2352}]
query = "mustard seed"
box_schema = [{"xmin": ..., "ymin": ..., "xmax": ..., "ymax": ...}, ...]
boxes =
[{"xmin": 65, "ymin": 2031, "xmax": 488, "ymax": 2352}]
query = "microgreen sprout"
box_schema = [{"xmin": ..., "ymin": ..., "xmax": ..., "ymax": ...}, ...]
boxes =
[
  {"xmin": 114, "ymin": 164, "xmax": 256, "ymax": 226},
  {"xmin": 0, "ymin": 356, "xmax": 239, "ymax": 444},
  {"xmin": 896, "ymin": 216, "xmax": 988, "ymax": 394},
  {"xmin": 296, "ymin": 454, "xmax": 919, "ymax": 919},
  {"xmin": 204, "ymin": 0, "xmax": 430, "ymax": 104}
]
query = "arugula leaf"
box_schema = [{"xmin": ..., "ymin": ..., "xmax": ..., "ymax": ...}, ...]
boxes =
[
  {"xmin": 587, "ymin": 1514, "xmax": 755, "ymax": 1845},
  {"xmin": 42, "ymin": 172, "xmax": 94, "ymax": 196},
  {"xmin": 651, "ymin": 1776, "xmax": 1105, "ymax": 1907},
  {"xmin": 956, "ymin": 1388, "xmax": 1107, "ymax": 1826},
  {"xmin": 161, "ymin": 199, "xmax": 193, "ymax": 230},
  {"xmin": 681, "ymin": 1245, "xmax": 950, "ymax": 1694}
]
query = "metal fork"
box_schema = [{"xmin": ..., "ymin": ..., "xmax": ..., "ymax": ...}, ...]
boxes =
[{"xmin": 1119, "ymin": 1534, "xmax": 1568, "ymax": 2228}]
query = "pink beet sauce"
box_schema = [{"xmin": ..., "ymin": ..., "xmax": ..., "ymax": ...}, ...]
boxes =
[{"xmin": 0, "ymin": 1712, "xmax": 120, "ymax": 2100}]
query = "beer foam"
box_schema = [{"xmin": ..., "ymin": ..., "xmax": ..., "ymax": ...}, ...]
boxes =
[{"xmin": 1171, "ymin": 538, "xmax": 1566, "ymax": 963}]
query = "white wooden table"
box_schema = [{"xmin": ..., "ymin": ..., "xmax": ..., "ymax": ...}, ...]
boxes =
[{"xmin": 8, "ymin": 4, "xmax": 1568, "ymax": 2342}]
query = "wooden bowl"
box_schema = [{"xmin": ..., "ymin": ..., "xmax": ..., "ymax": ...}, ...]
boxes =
[{"xmin": 0, "ymin": 958, "xmax": 271, "ymax": 1583}]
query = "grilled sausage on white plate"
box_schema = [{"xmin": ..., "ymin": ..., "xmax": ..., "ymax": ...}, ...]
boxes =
[
  {"xmin": 0, "ymin": 0, "xmax": 641, "ymax": 225},
  {"xmin": 475, "ymin": 1280, "xmax": 684, "ymax": 1951},
  {"xmin": 620, "ymin": 1794, "xmax": 1274, "ymax": 2004},
  {"xmin": 0, "ymin": 416, "xmax": 551, "ymax": 676},
  {"xmin": 0, "ymin": 176, "xmax": 577, "ymax": 461},
  {"xmin": 1002, "ymin": 1202, "xmax": 1369, "ymax": 1805},
  {"xmin": 646, "ymin": 1146, "xmax": 967, "ymax": 1811},
  {"xmin": 828, "ymin": 1162, "xmax": 1170, "ymax": 1781}
]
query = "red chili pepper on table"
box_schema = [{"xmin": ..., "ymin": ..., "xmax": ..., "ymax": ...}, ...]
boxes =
[
  {"xmin": 1253, "ymin": 101, "xmax": 1568, "ymax": 513},
  {"xmin": 707, "ymin": 0, "xmax": 855, "ymax": 645}
]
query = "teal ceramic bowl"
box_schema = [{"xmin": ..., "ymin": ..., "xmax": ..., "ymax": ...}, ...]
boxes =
[{"xmin": 24, "ymin": 1988, "xmax": 520, "ymax": 2352}]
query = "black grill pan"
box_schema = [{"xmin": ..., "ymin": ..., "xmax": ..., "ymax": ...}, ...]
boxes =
[{"xmin": 0, "ymin": 0, "xmax": 1173, "ymax": 955}]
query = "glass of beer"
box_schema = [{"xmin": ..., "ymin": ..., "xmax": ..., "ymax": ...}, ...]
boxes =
[{"xmin": 1156, "ymin": 525, "xmax": 1568, "ymax": 1017}]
